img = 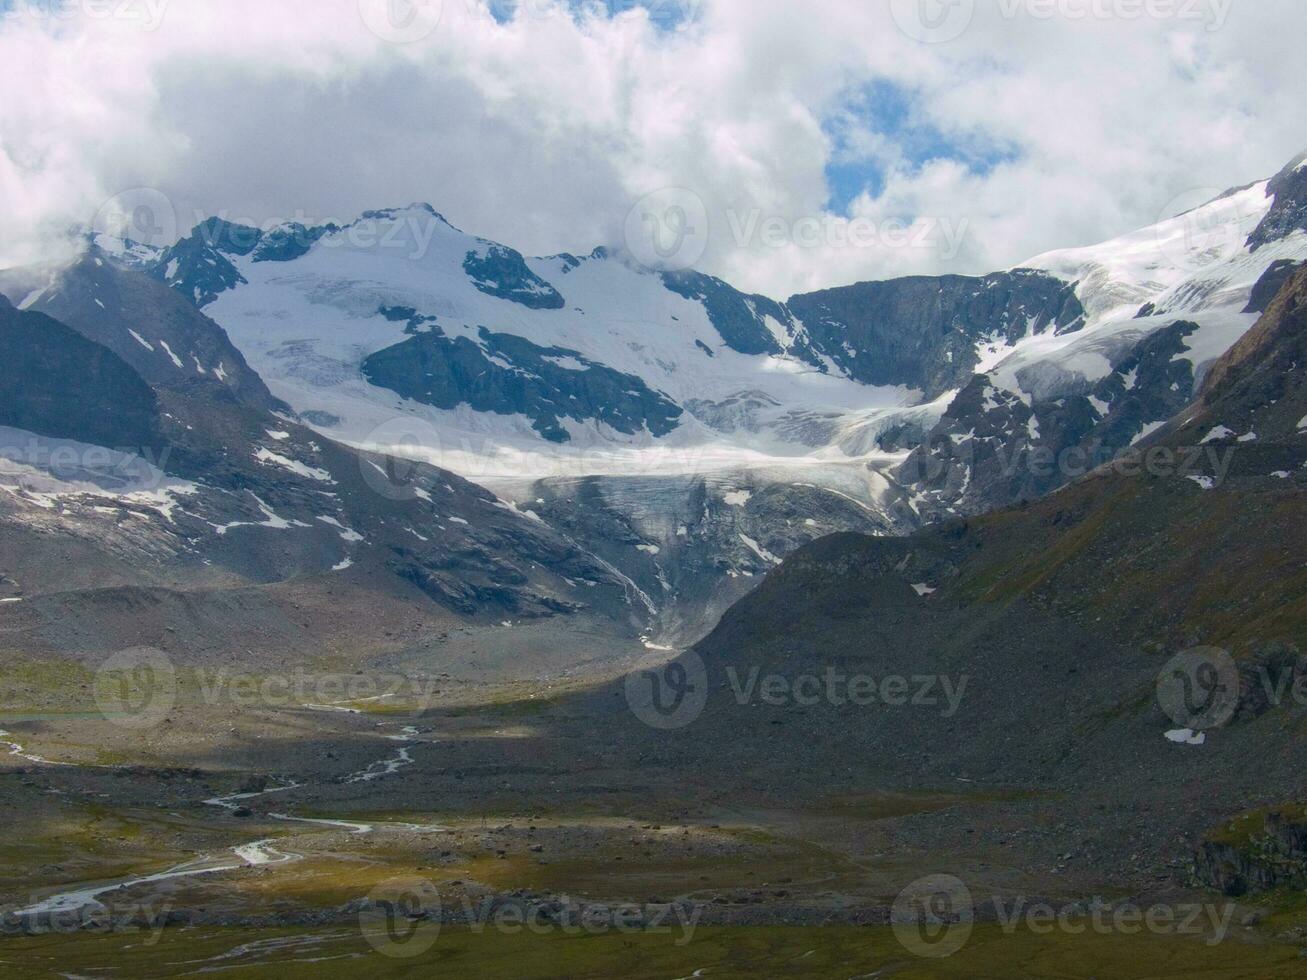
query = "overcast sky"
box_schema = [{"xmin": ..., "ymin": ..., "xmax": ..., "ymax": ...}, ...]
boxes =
[{"xmin": 2, "ymin": 0, "xmax": 1305, "ymax": 296}]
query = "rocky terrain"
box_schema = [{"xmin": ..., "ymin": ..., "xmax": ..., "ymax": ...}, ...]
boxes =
[{"xmin": 3, "ymin": 156, "xmax": 1307, "ymax": 979}]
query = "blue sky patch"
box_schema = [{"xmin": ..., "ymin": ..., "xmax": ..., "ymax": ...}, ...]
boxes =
[
  {"xmin": 824, "ymin": 79, "xmax": 1018, "ymax": 216},
  {"xmin": 487, "ymin": 0, "xmax": 693, "ymax": 31}
]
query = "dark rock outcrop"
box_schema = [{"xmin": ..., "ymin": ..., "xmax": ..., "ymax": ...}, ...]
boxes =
[
  {"xmin": 362, "ymin": 325, "xmax": 682, "ymax": 443},
  {"xmin": 0, "ymin": 301, "xmax": 162, "ymax": 455},
  {"xmin": 785, "ymin": 268, "xmax": 1085, "ymax": 398},
  {"xmin": 1248, "ymin": 153, "xmax": 1307, "ymax": 252}
]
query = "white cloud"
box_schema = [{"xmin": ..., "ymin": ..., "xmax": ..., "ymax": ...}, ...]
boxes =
[{"xmin": 0, "ymin": 0, "xmax": 1304, "ymax": 296}]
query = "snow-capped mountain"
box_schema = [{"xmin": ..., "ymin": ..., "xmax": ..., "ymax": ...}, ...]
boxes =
[
  {"xmin": 123, "ymin": 202, "xmax": 1095, "ymax": 640},
  {"xmin": 0, "ymin": 289, "xmax": 637, "ymax": 643},
  {"xmin": 1, "ymin": 150, "xmax": 1304, "ymax": 647},
  {"xmin": 900, "ymin": 152, "xmax": 1307, "ymax": 520}
]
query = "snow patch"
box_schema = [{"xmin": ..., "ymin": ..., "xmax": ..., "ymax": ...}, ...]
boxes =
[
  {"xmin": 541, "ymin": 354, "xmax": 589, "ymax": 372},
  {"xmin": 1131, "ymin": 420, "xmax": 1166, "ymax": 446},
  {"xmin": 254, "ymin": 447, "xmax": 333, "ymax": 483},
  {"xmin": 316, "ymin": 515, "xmax": 364, "ymax": 542},
  {"xmin": 214, "ymin": 495, "xmax": 298, "ymax": 535},
  {"xmin": 158, "ymin": 340, "xmax": 183, "ymax": 369},
  {"xmin": 738, "ymin": 533, "xmax": 780, "ymax": 565}
]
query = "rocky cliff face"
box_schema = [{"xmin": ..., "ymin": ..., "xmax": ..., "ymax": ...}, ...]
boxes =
[
  {"xmin": 786, "ymin": 269, "xmax": 1085, "ymax": 398},
  {"xmin": 1248, "ymin": 153, "xmax": 1307, "ymax": 251},
  {"xmin": 0, "ymin": 298, "xmax": 162, "ymax": 455},
  {"xmin": 1196, "ymin": 809, "xmax": 1307, "ymax": 896},
  {"xmin": 671, "ymin": 266, "xmax": 1307, "ymax": 888},
  {"xmin": 0, "ymin": 249, "xmax": 282, "ymax": 412},
  {"xmin": 0, "ymin": 286, "xmax": 639, "ymax": 626},
  {"xmin": 361, "ymin": 325, "xmax": 683, "ymax": 445}
]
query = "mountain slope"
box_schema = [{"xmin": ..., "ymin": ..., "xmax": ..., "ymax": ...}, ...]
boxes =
[
  {"xmin": 8, "ymin": 151, "xmax": 1306, "ymax": 649},
  {"xmin": 643, "ymin": 264, "xmax": 1307, "ymax": 888},
  {"xmin": 0, "ymin": 295, "xmax": 162, "ymax": 454},
  {"xmin": 0, "ymin": 248, "xmax": 281, "ymax": 411},
  {"xmin": 899, "ymin": 168, "xmax": 1307, "ymax": 520},
  {"xmin": 0, "ymin": 290, "xmax": 638, "ymax": 643}
]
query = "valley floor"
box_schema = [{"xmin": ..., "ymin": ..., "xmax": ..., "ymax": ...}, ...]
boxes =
[{"xmin": 2, "ymin": 649, "xmax": 1306, "ymax": 978}]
